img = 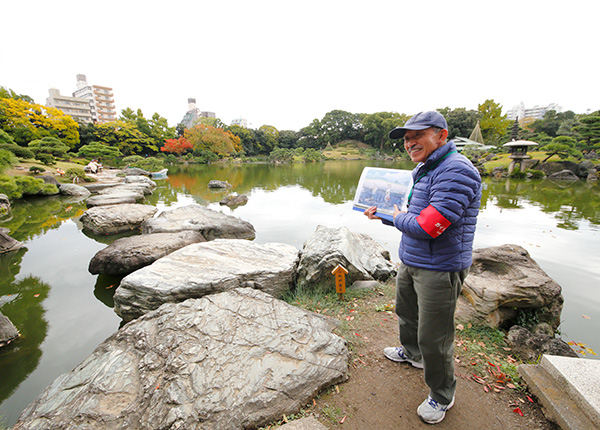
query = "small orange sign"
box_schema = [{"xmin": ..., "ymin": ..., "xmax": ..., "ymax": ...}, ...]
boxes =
[{"xmin": 332, "ymin": 264, "xmax": 348, "ymax": 295}]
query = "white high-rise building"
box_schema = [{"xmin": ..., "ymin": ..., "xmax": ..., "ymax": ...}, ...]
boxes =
[
  {"xmin": 72, "ymin": 74, "xmax": 117, "ymax": 124},
  {"xmin": 506, "ymin": 102, "xmax": 562, "ymax": 123}
]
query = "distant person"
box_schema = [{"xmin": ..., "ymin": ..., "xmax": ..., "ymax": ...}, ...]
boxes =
[
  {"xmin": 364, "ymin": 111, "xmax": 482, "ymax": 424},
  {"xmin": 86, "ymin": 159, "xmax": 99, "ymax": 174}
]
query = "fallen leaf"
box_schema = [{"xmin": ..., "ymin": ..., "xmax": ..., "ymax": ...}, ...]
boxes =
[
  {"xmin": 506, "ymin": 383, "xmax": 516, "ymax": 389},
  {"xmin": 106, "ymin": 284, "xmax": 116, "ymax": 289},
  {"xmin": 527, "ymin": 396, "xmax": 534, "ymax": 403},
  {"xmin": 339, "ymin": 416, "xmax": 346, "ymax": 424},
  {"xmin": 33, "ymin": 294, "xmax": 40, "ymax": 298},
  {"xmin": 582, "ymin": 315, "xmax": 591, "ymax": 319},
  {"xmin": 513, "ymin": 407, "xmax": 524, "ymax": 416},
  {"xmin": 456, "ymin": 323, "xmax": 464, "ymax": 331}
]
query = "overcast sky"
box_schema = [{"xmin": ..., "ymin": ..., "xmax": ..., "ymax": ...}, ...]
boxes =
[{"xmin": 1, "ymin": 0, "xmax": 598, "ymax": 132}]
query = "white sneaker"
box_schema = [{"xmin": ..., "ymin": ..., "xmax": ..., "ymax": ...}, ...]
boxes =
[
  {"xmin": 417, "ymin": 395, "xmax": 455, "ymax": 424},
  {"xmin": 383, "ymin": 346, "xmax": 424, "ymax": 369}
]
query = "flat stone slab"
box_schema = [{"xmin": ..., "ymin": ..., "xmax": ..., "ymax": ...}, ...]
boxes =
[
  {"xmin": 86, "ymin": 193, "xmax": 144, "ymax": 208},
  {"xmin": 114, "ymin": 239, "xmax": 300, "ymax": 321},
  {"xmin": 141, "ymin": 204, "xmax": 256, "ymax": 241},
  {"xmin": 14, "ymin": 288, "xmax": 348, "ymax": 430},
  {"xmin": 89, "ymin": 231, "xmax": 206, "ymax": 275},
  {"xmin": 80, "ymin": 204, "xmax": 159, "ymax": 235}
]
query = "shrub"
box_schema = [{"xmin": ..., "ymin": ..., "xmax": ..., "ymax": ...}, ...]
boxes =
[
  {"xmin": 0, "ymin": 142, "xmax": 35, "ymax": 159},
  {"xmin": 29, "ymin": 166, "xmax": 45, "ymax": 174},
  {"xmin": 527, "ymin": 169, "xmax": 546, "ymax": 179},
  {"xmin": 12, "ymin": 176, "xmax": 59, "ymax": 197},
  {"xmin": 66, "ymin": 167, "xmax": 95, "ymax": 183},
  {"xmin": 509, "ymin": 170, "xmax": 527, "ymax": 179},
  {"xmin": 35, "ymin": 153, "xmax": 56, "ymax": 166},
  {"xmin": 0, "ymin": 174, "xmax": 20, "ymax": 199},
  {"xmin": 0, "ymin": 149, "xmax": 18, "ymax": 173}
]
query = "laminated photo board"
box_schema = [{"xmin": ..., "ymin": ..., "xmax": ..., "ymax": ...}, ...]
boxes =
[{"xmin": 352, "ymin": 167, "xmax": 413, "ymax": 222}]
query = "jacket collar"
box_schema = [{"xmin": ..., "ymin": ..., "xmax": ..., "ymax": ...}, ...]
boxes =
[{"xmin": 417, "ymin": 140, "xmax": 457, "ymax": 170}]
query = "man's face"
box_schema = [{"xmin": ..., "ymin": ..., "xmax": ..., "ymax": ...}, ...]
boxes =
[{"xmin": 403, "ymin": 128, "xmax": 448, "ymax": 163}]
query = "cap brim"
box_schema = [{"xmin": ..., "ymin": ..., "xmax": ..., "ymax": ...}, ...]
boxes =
[{"xmin": 388, "ymin": 125, "xmax": 430, "ymax": 140}]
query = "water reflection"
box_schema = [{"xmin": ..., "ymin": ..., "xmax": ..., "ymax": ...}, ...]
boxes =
[{"xmin": 0, "ymin": 275, "xmax": 49, "ymax": 405}]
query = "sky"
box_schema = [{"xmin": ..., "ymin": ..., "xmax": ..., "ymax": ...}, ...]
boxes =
[{"xmin": 1, "ymin": 0, "xmax": 598, "ymax": 132}]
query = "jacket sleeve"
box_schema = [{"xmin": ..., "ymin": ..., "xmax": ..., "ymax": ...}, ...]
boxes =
[{"xmin": 393, "ymin": 162, "xmax": 480, "ymax": 239}]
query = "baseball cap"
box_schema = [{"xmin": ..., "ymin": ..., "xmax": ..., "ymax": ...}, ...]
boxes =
[{"xmin": 389, "ymin": 111, "xmax": 448, "ymax": 139}]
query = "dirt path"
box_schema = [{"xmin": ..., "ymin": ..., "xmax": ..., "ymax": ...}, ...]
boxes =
[{"xmin": 286, "ymin": 287, "xmax": 560, "ymax": 430}]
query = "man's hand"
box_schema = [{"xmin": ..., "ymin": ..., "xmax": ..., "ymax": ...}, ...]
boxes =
[
  {"xmin": 393, "ymin": 204, "xmax": 405, "ymax": 220},
  {"xmin": 364, "ymin": 206, "xmax": 381, "ymax": 220}
]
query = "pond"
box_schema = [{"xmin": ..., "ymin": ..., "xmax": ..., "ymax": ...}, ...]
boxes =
[{"xmin": 1, "ymin": 160, "xmax": 599, "ymax": 426}]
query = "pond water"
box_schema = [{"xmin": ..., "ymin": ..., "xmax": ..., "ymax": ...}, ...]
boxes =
[{"xmin": 1, "ymin": 160, "xmax": 599, "ymax": 426}]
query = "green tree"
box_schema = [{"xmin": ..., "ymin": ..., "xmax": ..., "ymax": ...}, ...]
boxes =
[
  {"xmin": 438, "ymin": 107, "xmax": 480, "ymax": 140},
  {"xmin": 319, "ymin": 110, "xmax": 363, "ymax": 144},
  {"xmin": 120, "ymin": 108, "xmax": 176, "ymax": 153},
  {"xmin": 0, "ymin": 149, "xmax": 18, "ymax": 173},
  {"xmin": 478, "ymin": 99, "xmax": 511, "ymax": 146},
  {"xmin": 227, "ymin": 125, "xmax": 254, "ymax": 155},
  {"xmin": 0, "ymin": 86, "xmax": 34, "ymax": 103},
  {"xmin": 278, "ymin": 130, "xmax": 298, "ymax": 149},
  {"xmin": 28, "ymin": 136, "xmax": 70, "ymax": 163},
  {"xmin": 92, "ymin": 120, "xmax": 157, "ymax": 156},
  {"xmin": 573, "ymin": 114, "xmax": 600, "ymax": 151},
  {"xmin": 268, "ymin": 147, "xmax": 294, "ymax": 163},
  {"xmin": 541, "ymin": 135, "xmax": 582, "ymax": 162},
  {"xmin": 258, "ymin": 125, "xmax": 279, "ymax": 153},
  {"xmin": 362, "ymin": 111, "xmax": 408, "ymax": 150},
  {"xmin": 77, "ymin": 142, "xmax": 123, "ymax": 161}
]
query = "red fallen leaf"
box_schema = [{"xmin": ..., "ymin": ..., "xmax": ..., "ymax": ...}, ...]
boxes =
[
  {"xmin": 33, "ymin": 294, "xmax": 40, "ymax": 298},
  {"xmin": 106, "ymin": 284, "xmax": 116, "ymax": 289},
  {"xmin": 513, "ymin": 407, "xmax": 524, "ymax": 416},
  {"xmin": 339, "ymin": 416, "xmax": 346, "ymax": 424},
  {"xmin": 354, "ymin": 333, "xmax": 362, "ymax": 337},
  {"xmin": 488, "ymin": 361, "xmax": 496, "ymax": 367},
  {"xmin": 527, "ymin": 396, "xmax": 534, "ymax": 403},
  {"xmin": 483, "ymin": 385, "xmax": 489, "ymax": 392},
  {"xmin": 506, "ymin": 383, "xmax": 516, "ymax": 389}
]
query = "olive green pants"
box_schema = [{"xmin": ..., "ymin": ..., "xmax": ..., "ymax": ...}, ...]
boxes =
[{"xmin": 395, "ymin": 263, "xmax": 468, "ymax": 405}]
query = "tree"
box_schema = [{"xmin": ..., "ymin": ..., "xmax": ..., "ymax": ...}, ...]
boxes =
[
  {"xmin": 161, "ymin": 136, "xmax": 193, "ymax": 157},
  {"xmin": 437, "ymin": 107, "xmax": 479, "ymax": 140},
  {"xmin": 120, "ymin": 108, "xmax": 176, "ymax": 153},
  {"xmin": 0, "ymin": 86, "xmax": 34, "ymax": 103},
  {"xmin": 0, "ymin": 97, "xmax": 80, "ymax": 147},
  {"xmin": 478, "ymin": 99, "xmax": 511, "ymax": 146},
  {"xmin": 77, "ymin": 142, "xmax": 123, "ymax": 161},
  {"xmin": 258, "ymin": 125, "xmax": 279, "ymax": 153},
  {"xmin": 184, "ymin": 124, "xmax": 242, "ymax": 157},
  {"xmin": 541, "ymin": 135, "xmax": 582, "ymax": 162},
  {"xmin": 573, "ymin": 114, "xmax": 600, "ymax": 151},
  {"xmin": 28, "ymin": 136, "xmax": 70, "ymax": 161},
  {"xmin": 362, "ymin": 111, "xmax": 408, "ymax": 150},
  {"xmin": 227, "ymin": 125, "xmax": 254, "ymax": 154},
  {"xmin": 278, "ymin": 130, "xmax": 298, "ymax": 149},
  {"xmin": 319, "ymin": 110, "xmax": 363, "ymax": 144},
  {"xmin": 91, "ymin": 120, "xmax": 157, "ymax": 156}
]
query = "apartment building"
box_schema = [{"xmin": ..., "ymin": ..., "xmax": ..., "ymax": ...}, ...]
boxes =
[
  {"xmin": 45, "ymin": 88, "xmax": 93, "ymax": 124},
  {"xmin": 506, "ymin": 102, "xmax": 562, "ymax": 126},
  {"xmin": 72, "ymin": 74, "xmax": 117, "ymax": 124}
]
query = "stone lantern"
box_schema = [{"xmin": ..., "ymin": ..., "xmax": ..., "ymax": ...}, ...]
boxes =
[{"xmin": 503, "ymin": 140, "xmax": 538, "ymax": 174}]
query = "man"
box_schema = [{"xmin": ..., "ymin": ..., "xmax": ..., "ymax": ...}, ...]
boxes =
[{"xmin": 364, "ymin": 111, "xmax": 482, "ymax": 424}]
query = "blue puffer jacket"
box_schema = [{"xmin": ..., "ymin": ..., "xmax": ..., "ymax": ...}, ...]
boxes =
[{"xmin": 392, "ymin": 141, "xmax": 482, "ymax": 272}]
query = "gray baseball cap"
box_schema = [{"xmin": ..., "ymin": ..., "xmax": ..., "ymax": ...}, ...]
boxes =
[{"xmin": 389, "ymin": 111, "xmax": 448, "ymax": 139}]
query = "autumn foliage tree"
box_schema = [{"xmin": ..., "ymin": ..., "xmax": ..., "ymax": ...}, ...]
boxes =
[
  {"xmin": 161, "ymin": 136, "xmax": 193, "ymax": 157},
  {"xmin": 184, "ymin": 124, "xmax": 242, "ymax": 157}
]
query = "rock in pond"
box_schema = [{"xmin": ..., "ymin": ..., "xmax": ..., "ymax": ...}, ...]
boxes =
[
  {"xmin": 456, "ymin": 244, "xmax": 564, "ymax": 329},
  {"xmin": 86, "ymin": 192, "xmax": 144, "ymax": 208},
  {"xmin": 219, "ymin": 194, "xmax": 248, "ymax": 207},
  {"xmin": 0, "ymin": 227, "xmax": 24, "ymax": 254},
  {"xmin": 14, "ymin": 288, "xmax": 348, "ymax": 430},
  {"xmin": 80, "ymin": 204, "xmax": 159, "ymax": 235},
  {"xmin": 0, "ymin": 310, "xmax": 19, "ymax": 347},
  {"xmin": 296, "ymin": 225, "xmax": 396, "ymax": 291},
  {"xmin": 114, "ymin": 239, "xmax": 300, "ymax": 321},
  {"xmin": 89, "ymin": 231, "xmax": 206, "ymax": 275},
  {"xmin": 59, "ymin": 183, "xmax": 91, "ymax": 198},
  {"xmin": 141, "ymin": 204, "xmax": 256, "ymax": 241},
  {"xmin": 208, "ymin": 180, "xmax": 231, "ymax": 189}
]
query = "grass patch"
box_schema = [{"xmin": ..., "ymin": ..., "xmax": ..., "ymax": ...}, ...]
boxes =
[{"xmin": 455, "ymin": 322, "xmax": 524, "ymax": 391}]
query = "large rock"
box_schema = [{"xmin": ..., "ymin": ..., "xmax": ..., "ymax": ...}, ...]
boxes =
[
  {"xmin": 80, "ymin": 204, "xmax": 159, "ymax": 235},
  {"xmin": 141, "ymin": 204, "xmax": 256, "ymax": 240},
  {"xmin": 86, "ymin": 192, "xmax": 145, "ymax": 208},
  {"xmin": 0, "ymin": 227, "xmax": 24, "ymax": 254},
  {"xmin": 123, "ymin": 175, "xmax": 157, "ymax": 188},
  {"xmin": 507, "ymin": 325, "xmax": 578, "ymax": 362},
  {"xmin": 114, "ymin": 239, "xmax": 300, "ymax": 321},
  {"xmin": 208, "ymin": 180, "xmax": 231, "ymax": 189},
  {"xmin": 89, "ymin": 231, "xmax": 206, "ymax": 275},
  {"xmin": 0, "ymin": 310, "xmax": 19, "ymax": 347},
  {"xmin": 14, "ymin": 289, "xmax": 348, "ymax": 430},
  {"xmin": 296, "ymin": 225, "xmax": 396, "ymax": 291},
  {"xmin": 548, "ymin": 169, "xmax": 579, "ymax": 181},
  {"xmin": 97, "ymin": 182, "xmax": 154, "ymax": 196},
  {"xmin": 220, "ymin": 194, "xmax": 248, "ymax": 207},
  {"xmin": 456, "ymin": 244, "xmax": 563, "ymax": 329},
  {"xmin": 121, "ymin": 167, "xmax": 150, "ymax": 177},
  {"xmin": 59, "ymin": 183, "xmax": 92, "ymax": 197}
]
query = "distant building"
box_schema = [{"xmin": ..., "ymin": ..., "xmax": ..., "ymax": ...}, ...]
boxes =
[
  {"xmin": 506, "ymin": 102, "xmax": 562, "ymax": 127},
  {"xmin": 72, "ymin": 74, "xmax": 117, "ymax": 124},
  {"xmin": 45, "ymin": 88, "xmax": 93, "ymax": 124},
  {"xmin": 231, "ymin": 117, "xmax": 248, "ymax": 128},
  {"xmin": 180, "ymin": 98, "xmax": 215, "ymax": 129}
]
